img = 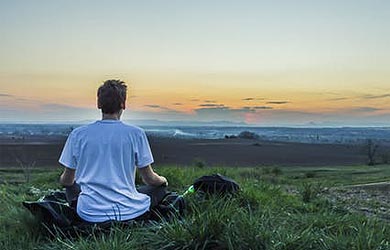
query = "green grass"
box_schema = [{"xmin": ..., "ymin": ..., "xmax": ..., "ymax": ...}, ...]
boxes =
[{"xmin": 1, "ymin": 165, "xmax": 390, "ymax": 249}]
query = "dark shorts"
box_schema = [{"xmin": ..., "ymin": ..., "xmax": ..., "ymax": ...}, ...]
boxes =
[{"xmin": 65, "ymin": 183, "xmax": 167, "ymax": 222}]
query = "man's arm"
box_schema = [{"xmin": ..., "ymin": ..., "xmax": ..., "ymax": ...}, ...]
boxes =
[
  {"xmin": 59, "ymin": 167, "xmax": 76, "ymax": 186},
  {"xmin": 138, "ymin": 165, "xmax": 168, "ymax": 186}
]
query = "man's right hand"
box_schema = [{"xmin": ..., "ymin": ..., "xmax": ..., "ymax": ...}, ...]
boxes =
[
  {"xmin": 138, "ymin": 165, "xmax": 168, "ymax": 187},
  {"xmin": 160, "ymin": 176, "xmax": 168, "ymax": 187}
]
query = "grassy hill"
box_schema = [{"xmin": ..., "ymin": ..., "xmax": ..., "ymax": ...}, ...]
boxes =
[{"xmin": 1, "ymin": 165, "xmax": 390, "ymax": 250}]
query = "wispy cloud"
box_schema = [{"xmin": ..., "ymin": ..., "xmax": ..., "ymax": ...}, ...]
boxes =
[
  {"xmin": 0, "ymin": 94, "xmax": 40, "ymax": 108},
  {"xmin": 193, "ymin": 105, "xmax": 279, "ymax": 123},
  {"xmin": 144, "ymin": 104, "xmax": 183, "ymax": 113},
  {"xmin": 0, "ymin": 100, "xmax": 97, "ymax": 121},
  {"xmin": 242, "ymin": 97, "xmax": 265, "ymax": 101},
  {"xmin": 199, "ymin": 103, "xmax": 226, "ymax": 108},
  {"xmin": 243, "ymin": 106, "xmax": 273, "ymax": 110},
  {"xmin": 0, "ymin": 93, "xmax": 44, "ymax": 104},
  {"xmin": 0, "ymin": 93, "xmax": 13, "ymax": 97},
  {"xmin": 327, "ymin": 93, "xmax": 390, "ymax": 102},
  {"xmin": 327, "ymin": 97, "xmax": 349, "ymax": 101},
  {"xmin": 266, "ymin": 101, "xmax": 289, "ymax": 104},
  {"xmin": 204, "ymin": 100, "xmax": 217, "ymax": 103},
  {"xmin": 190, "ymin": 99, "xmax": 200, "ymax": 102},
  {"xmin": 144, "ymin": 104, "xmax": 171, "ymax": 110},
  {"xmin": 172, "ymin": 103, "xmax": 183, "ymax": 106},
  {"xmin": 194, "ymin": 107, "xmax": 250, "ymax": 120},
  {"xmin": 144, "ymin": 104, "xmax": 161, "ymax": 108},
  {"xmin": 40, "ymin": 103, "xmax": 76, "ymax": 109},
  {"xmin": 347, "ymin": 107, "xmax": 382, "ymax": 113},
  {"xmin": 360, "ymin": 94, "xmax": 390, "ymax": 100},
  {"xmin": 40, "ymin": 103, "xmax": 93, "ymax": 112},
  {"xmin": 195, "ymin": 105, "xmax": 274, "ymax": 115}
]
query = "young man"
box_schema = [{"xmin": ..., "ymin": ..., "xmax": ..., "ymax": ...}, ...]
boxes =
[{"xmin": 58, "ymin": 79, "xmax": 168, "ymax": 223}]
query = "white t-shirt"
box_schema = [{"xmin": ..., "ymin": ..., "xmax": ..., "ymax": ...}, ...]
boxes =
[{"xmin": 59, "ymin": 120, "xmax": 153, "ymax": 223}]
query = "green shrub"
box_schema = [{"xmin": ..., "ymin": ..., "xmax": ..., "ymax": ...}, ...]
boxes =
[
  {"xmin": 304, "ymin": 172, "xmax": 316, "ymax": 178},
  {"xmin": 271, "ymin": 167, "xmax": 282, "ymax": 176},
  {"xmin": 192, "ymin": 158, "xmax": 206, "ymax": 168},
  {"xmin": 299, "ymin": 182, "xmax": 323, "ymax": 203}
]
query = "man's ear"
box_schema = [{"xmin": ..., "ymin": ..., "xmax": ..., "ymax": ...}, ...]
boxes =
[
  {"xmin": 97, "ymin": 100, "xmax": 102, "ymax": 109},
  {"xmin": 121, "ymin": 102, "xmax": 126, "ymax": 110}
]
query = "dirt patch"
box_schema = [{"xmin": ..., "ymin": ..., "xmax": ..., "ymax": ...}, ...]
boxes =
[{"xmin": 325, "ymin": 182, "xmax": 390, "ymax": 221}]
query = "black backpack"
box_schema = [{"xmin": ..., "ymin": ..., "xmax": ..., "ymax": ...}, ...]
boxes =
[
  {"xmin": 151, "ymin": 192, "xmax": 186, "ymax": 220},
  {"xmin": 193, "ymin": 174, "xmax": 240, "ymax": 195},
  {"xmin": 23, "ymin": 191, "xmax": 81, "ymax": 231},
  {"xmin": 22, "ymin": 174, "xmax": 239, "ymax": 234},
  {"xmin": 23, "ymin": 190, "xmax": 186, "ymax": 234}
]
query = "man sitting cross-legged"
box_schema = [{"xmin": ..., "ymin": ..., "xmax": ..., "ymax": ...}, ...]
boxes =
[{"xmin": 59, "ymin": 79, "xmax": 168, "ymax": 223}]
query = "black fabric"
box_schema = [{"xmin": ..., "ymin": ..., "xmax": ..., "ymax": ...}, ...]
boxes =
[
  {"xmin": 152, "ymin": 192, "xmax": 186, "ymax": 219},
  {"xmin": 64, "ymin": 183, "xmax": 168, "ymax": 210},
  {"xmin": 65, "ymin": 183, "xmax": 80, "ymax": 208},
  {"xmin": 23, "ymin": 197, "xmax": 80, "ymax": 228},
  {"xmin": 137, "ymin": 185, "xmax": 168, "ymax": 208},
  {"xmin": 22, "ymin": 174, "xmax": 241, "ymax": 235},
  {"xmin": 22, "ymin": 184, "xmax": 184, "ymax": 235},
  {"xmin": 193, "ymin": 174, "xmax": 240, "ymax": 195},
  {"xmin": 22, "ymin": 193, "xmax": 82, "ymax": 230}
]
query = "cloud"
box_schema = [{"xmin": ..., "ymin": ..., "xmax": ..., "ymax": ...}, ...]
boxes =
[
  {"xmin": 347, "ymin": 107, "xmax": 382, "ymax": 113},
  {"xmin": 39, "ymin": 103, "xmax": 94, "ymax": 113},
  {"xmin": 360, "ymin": 94, "xmax": 390, "ymax": 100},
  {"xmin": 203, "ymin": 100, "xmax": 217, "ymax": 103},
  {"xmin": 40, "ymin": 103, "xmax": 77, "ymax": 110},
  {"xmin": 144, "ymin": 104, "xmax": 178, "ymax": 112},
  {"xmin": 266, "ymin": 101, "xmax": 289, "ymax": 104},
  {"xmin": 327, "ymin": 97, "xmax": 349, "ymax": 101},
  {"xmin": 0, "ymin": 93, "xmax": 34, "ymax": 102},
  {"xmin": 192, "ymin": 105, "xmax": 281, "ymax": 123},
  {"xmin": 195, "ymin": 106, "xmax": 255, "ymax": 113},
  {"xmin": 144, "ymin": 104, "xmax": 160, "ymax": 108},
  {"xmin": 124, "ymin": 108, "xmax": 191, "ymax": 122},
  {"xmin": 144, "ymin": 104, "xmax": 170, "ymax": 110},
  {"xmin": 195, "ymin": 104, "xmax": 273, "ymax": 115},
  {"xmin": 328, "ymin": 93, "xmax": 390, "ymax": 102},
  {"xmin": 194, "ymin": 107, "xmax": 249, "ymax": 120},
  {"xmin": 133, "ymin": 104, "xmax": 386, "ymax": 126},
  {"xmin": 199, "ymin": 103, "xmax": 226, "ymax": 108},
  {"xmin": 190, "ymin": 99, "xmax": 200, "ymax": 102},
  {"xmin": 0, "ymin": 95, "xmax": 37, "ymax": 109},
  {"xmin": 172, "ymin": 103, "xmax": 183, "ymax": 105},
  {"xmin": 0, "ymin": 94, "xmax": 44, "ymax": 104},
  {"xmin": 243, "ymin": 109, "xmax": 323, "ymax": 125},
  {"xmin": 242, "ymin": 97, "xmax": 265, "ymax": 101},
  {"xmin": 243, "ymin": 106, "xmax": 273, "ymax": 110},
  {"xmin": 0, "ymin": 101, "xmax": 98, "ymax": 122}
]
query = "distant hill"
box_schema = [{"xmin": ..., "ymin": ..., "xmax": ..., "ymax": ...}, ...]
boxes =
[{"xmin": 125, "ymin": 119, "xmax": 249, "ymax": 127}]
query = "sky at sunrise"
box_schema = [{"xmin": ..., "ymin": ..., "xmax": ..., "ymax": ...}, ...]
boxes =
[{"xmin": 0, "ymin": 0, "xmax": 389, "ymax": 126}]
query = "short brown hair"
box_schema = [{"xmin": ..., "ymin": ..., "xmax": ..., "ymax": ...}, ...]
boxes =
[{"xmin": 97, "ymin": 79, "xmax": 127, "ymax": 114}]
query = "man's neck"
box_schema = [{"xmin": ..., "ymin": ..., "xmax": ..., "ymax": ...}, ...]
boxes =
[{"xmin": 102, "ymin": 113, "xmax": 121, "ymax": 120}]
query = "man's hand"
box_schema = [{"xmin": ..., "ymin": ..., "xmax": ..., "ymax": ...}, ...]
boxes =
[
  {"xmin": 160, "ymin": 176, "xmax": 168, "ymax": 187},
  {"xmin": 138, "ymin": 165, "xmax": 168, "ymax": 187},
  {"xmin": 59, "ymin": 167, "xmax": 76, "ymax": 186}
]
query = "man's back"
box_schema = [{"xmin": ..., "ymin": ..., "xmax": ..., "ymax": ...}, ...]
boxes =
[{"xmin": 59, "ymin": 120, "xmax": 154, "ymax": 222}]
